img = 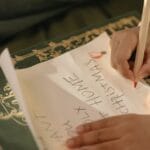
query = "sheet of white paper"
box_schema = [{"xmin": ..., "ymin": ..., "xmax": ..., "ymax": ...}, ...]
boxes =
[{"xmin": 0, "ymin": 33, "xmax": 150, "ymax": 150}]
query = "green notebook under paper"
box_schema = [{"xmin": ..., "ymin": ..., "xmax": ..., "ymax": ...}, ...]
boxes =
[{"xmin": 0, "ymin": 14, "xmax": 149, "ymax": 150}]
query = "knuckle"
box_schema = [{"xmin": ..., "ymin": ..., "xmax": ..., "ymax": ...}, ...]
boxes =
[
  {"xmin": 75, "ymin": 136, "xmax": 83, "ymax": 146},
  {"xmin": 96, "ymin": 129, "xmax": 107, "ymax": 142},
  {"xmin": 83, "ymin": 123, "xmax": 92, "ymax": 131},
  {"xmin": 96, "ymin": 130, "xmax": 103, "ymax": 142}
]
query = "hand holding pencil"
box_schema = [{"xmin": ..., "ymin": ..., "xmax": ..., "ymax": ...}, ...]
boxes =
[
  {"xmin": 110, "ymin": 27, "xmax": 150, "ymax": 81},
  {"xmin": 111, "ymin": 0, "xmax": 150, "ymax": 85}
]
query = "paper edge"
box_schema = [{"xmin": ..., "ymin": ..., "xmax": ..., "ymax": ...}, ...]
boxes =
[{"xmin": 0, "ymin": 49, "xmax": 43, "ymax": 150}]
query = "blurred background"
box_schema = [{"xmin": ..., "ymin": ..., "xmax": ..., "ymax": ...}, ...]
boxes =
[{"xmin": 0, "ymin": 0, "xmax": 143, "ymax": 52}]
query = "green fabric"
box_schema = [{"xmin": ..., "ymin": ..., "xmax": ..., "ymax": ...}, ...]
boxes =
[
  {"xmin": 0, "ymin": 69, "xmax": 38, "ymax": 150},
  {"xmin": 0, "ymin": 1, "xmax": 109, "ymax": 52},
  {"xmin": 0, "ymin": 0, "xmax": 143, "ymax": 53},
  {"xmin": 0, "ymin": 0, "xmax": 91, "ymax": 19},
  {"xmin": 0, "ymin": 0, "xmax": 98, "ymax": 42},
  {"xmin": 0, "ymin": 0, "xmax": 142, "ymax": 44},
  {"xmin": 0, "ymin": 1, "xmax": 72, "ymax": 42},
  {"xmin": 0, "ymin": 7, "xmax": 69, "ymax": 41},
  {"xmin": 0, "ymin": 120, "xmax": 37, "ymax": 150}
]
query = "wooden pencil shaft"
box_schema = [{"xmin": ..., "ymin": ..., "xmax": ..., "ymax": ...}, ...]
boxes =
[{"xmin": 134, "ymin": 0, "xmax": 150, "ymax": 75}]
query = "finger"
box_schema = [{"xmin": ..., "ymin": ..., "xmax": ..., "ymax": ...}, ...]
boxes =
[
  {"xmin": 66, "ymin": 127, "xmax": 122, "ymax": 148},
  {"xmin": 117, "ymin": 61, "xmax": 134, "ymax": 80},
  {"xmin": 71, "ymin": 139, "xmax": 122, "ymax": 150},
  {"xmin": 110, "ymin": 32, "xmax": 121, "ymax": 51},
  {"xmin": 138, "ymin": 64, "xmax": 150, "ymax": 79},
  {"xmin": 116, "ymin": 29, "xmax": 138, "ymax": 61},
  {"xmin": 111, "ymin": 30, "xmax": 138, "ymax": 75},
  {"xmin": 110, "ymin": 31, "xmax": 125, "ymax": 70},
  {"xmin": 138, "ymin": 52, "xmax": 150, "ymax": 79},
  {"xmin": 76, "ymin": 115, "xmax": 130, "ymax": 134}
]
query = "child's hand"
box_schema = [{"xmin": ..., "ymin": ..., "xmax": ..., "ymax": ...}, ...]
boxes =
[
  {"xmin": 110, "ymin": 27, "xmax": 150, "ymax": 80},
  {"xmin": 139, "ymin": 42, "xmax": 150, "ymax": 79},
  {"xmin": 66, "ymin": 114, "xmax": 150, "ymax": 150}
]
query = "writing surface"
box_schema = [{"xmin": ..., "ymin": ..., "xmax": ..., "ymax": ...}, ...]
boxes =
[
  {"xmin": 0, "ymin": 33, "xmax": 150, "ymax": 150},
  {"xmin": 17, "ymin": 69, "xmax": 108, "ymax": 150}
]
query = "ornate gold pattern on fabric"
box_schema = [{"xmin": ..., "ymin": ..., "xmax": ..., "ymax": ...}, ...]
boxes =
[
  {"xmin": 13, "ymin": 16, "xmax": 139, "ymax": 63},
  {"xmin": 0, "ymin": 84, "xmax": 26, "ymax": 126}
]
